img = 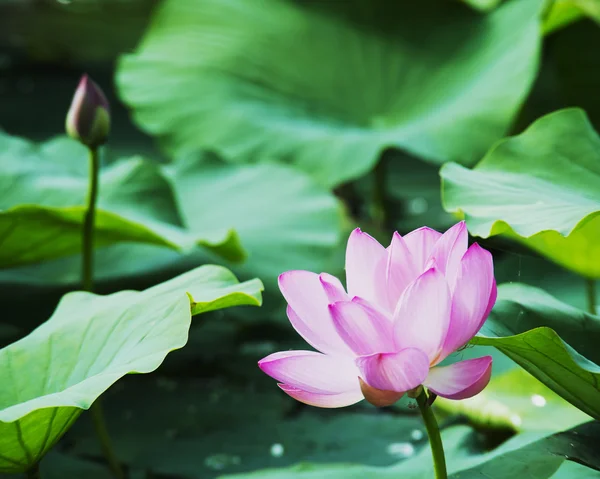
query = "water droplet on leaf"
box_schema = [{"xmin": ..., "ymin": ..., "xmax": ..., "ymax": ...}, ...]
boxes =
[
  {"xmin": 386, "ymin": 442, "xmax": 415, "ymax": 458},
  {"xmin": 270, "ymin": 443, "xmax": 285, "ymax": 457},
  {"xmin": 530, "ymin": 394, "xmax": 546, "ymax": 407},
  {"xmin": 510, "ymin": 414, "xmax": 522, "ymax": 427}
]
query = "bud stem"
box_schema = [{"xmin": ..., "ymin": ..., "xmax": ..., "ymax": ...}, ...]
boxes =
[
  {"xmin": 82, "ymin": 147, "xmax": 124, "ymax": 479},
  {"xmin": 82, "ymin": 147, "xmax": 99, "ymax": 293},
  {"xmin": 416, "ymin": 388, "xmax": 447, "ymax": 479},
  {"xmin": 90, "ymin": 398, "xmax": 124, "ymax": 479}
]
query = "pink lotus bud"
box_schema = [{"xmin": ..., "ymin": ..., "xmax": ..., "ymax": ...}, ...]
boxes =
[
  {"xmin": 65, "ymin": 74, "xmax": 110, "ymax": 148},
  {"xmin": 258, "ymin": 222, "xmax": 496, "ymax": 408}
]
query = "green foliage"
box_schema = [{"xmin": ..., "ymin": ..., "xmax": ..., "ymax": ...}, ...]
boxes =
[
  {"xmin": 217, "ymin": 422, "xmax": 600, "ymax": 479},
  {"xmin": 543, "ymin": 0, "xmax": 600, "ymax": 34},
  {"xmin": 435, "ymin": 367, "xmax": 590, "ymax": 432},
  {"xmin": 0, "ymin": 266, "xmax": 263, "ymax": 473},
  {"xmin": 0, "ymin": 143, "xmax": 342, "ymax": 289},
  {"xmin": 166, "ymin": 153, "xmax": 344, "ymax": 283},
  {"xmin": 441, "ymin": 109, "xmax": 600, "ymax": 278},
  {"xmin": 65, "ymin": 375, "xmax": 424, "ymax": 478},
  {"xmin": 473, "ymin": 282, "xmax": 600, "ymax": 420},
  {"xmin": 0, "ymin": 133, "xmax": 245, "ymax": 268},
  {"xmin": 5, "ymin": 0, "xmax": 600, "ymax": 475},
  {"xmin": 117, "ymin": 0, "xmax": 542, "ymax": 187}
]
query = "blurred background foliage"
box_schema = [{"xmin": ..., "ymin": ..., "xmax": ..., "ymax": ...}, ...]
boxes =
[{"xmin": 1, "ymin": 0, "xmax": 600, "ymax": 477}]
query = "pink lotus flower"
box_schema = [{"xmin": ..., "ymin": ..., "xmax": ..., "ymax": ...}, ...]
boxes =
[{"xmin": 259, "ymin": 222, "xmax": 496, "ymax": 408}]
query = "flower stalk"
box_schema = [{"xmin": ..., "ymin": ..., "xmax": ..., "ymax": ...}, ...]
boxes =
[
  {"xmin": 82, "ymin": 146, "xmax": 124, "ymax": 479},
  {"xmin": 82, "ymin": 147, "xmax": 100, "ymax": 292},
  {"xmin": 68, "ymin": 74, "xmax": 123, "ymax": 479},
  {"xmin": 89, "ymin": 397, "xmax": 124, "ymax": 479},
  {"xmin": 416, "ymin": 388, "xmax": 447, "ymax": 479}
]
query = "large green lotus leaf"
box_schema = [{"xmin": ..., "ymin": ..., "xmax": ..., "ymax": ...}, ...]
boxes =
[
  {"xmin": 435, "ymin": 366, "xmax": 590, "ymax": 433},
  {"xmin": 0, "ymin": 133, "xmax": 245, "ymax": 269},
  {"xmin": 117, "ymin": 0, "xmax": 542, "ymax": 187},
  {"xmin": 0, "ymin": 265, "xmax": 263, "ymax": 473},
  {"xmin": 217, "ymin": 422, "xmax": 600, "ymax": 479},
  {"xmin": 165, "ymin": 154, "xmax": 344, "ymax": 283},
  {"xmin": 0, "ymin": 153, "xmax": 342, "ymax": 291},
  {"xmin": 441, "ymin": 108, "xmax": 600, "ymax": 278},
  {"xmin": 471, "ymin": 282, "xmax": 600, "ymax": 421}
]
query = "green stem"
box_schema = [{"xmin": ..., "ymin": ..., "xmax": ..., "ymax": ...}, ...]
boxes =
[
  {"xmin": 90, "ymin": 400, "xmax": 124, "ymax": 479},
  {"xmin": 416, "ymin": 389, "xmax": 447, "ymax": 479},
  {"xmin": 26, "ymin": 463, "xmax": 41, "ymax": 479},
  {"xmin": 82, "ymin": 147, "xmax": 100, "ymax": 292},
  {"xmin": 82, "ymin": 147, "xmax": 124, "ymax": 479},
  {"xmin": 587, "ymin": 279, "xmax": 597, "ymax": 315}
]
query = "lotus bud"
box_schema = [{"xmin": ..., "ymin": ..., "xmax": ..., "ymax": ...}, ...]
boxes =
[{"xmin": 65, "ymin": 74, "xmax": 110, "ymax": 148}]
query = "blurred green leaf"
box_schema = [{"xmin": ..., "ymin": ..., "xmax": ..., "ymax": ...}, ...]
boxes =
[
  {"xmin": 0, "ymin": 154, "xmax": 343, "ymax": 291},
  {"xmin": 473, "ymin": 282, "xmax": 600, "ymax": 420},
  {"xmin": 217, "ymin": 422, "xmax": 600, "ymax": 479},
  {"xmin": 167, "ymin": 153, "xmax": 344, "ymax": 283},
  {"xmin": 0, "ymin": 265, "xmax": 263, "ymax": 473},
  {"xmin": 543, "ymin": 0, "xmax": 600, "ymax": 34},
  {"xmin": 436, "ymin": 367, "xmax": 589, "ymax": 432},
  {"xmin": 0, "ymin": 0, "xmax": 157, "ymax": 63},
  {"xmin": 0, "ymin": 133, "xmax": 246, "ymax": 269},
  {"xmin": 117, "ymin": 0, "xmax": 542, "ymax": 187},
  {"xmin": 383, "ymin": 151, "xmax": 455, "ymax": 232},
  {"xmin": 441, "ymin": 108, "xmax": 600, "ymax": 278},
  {"xmin": 67, "ymin": 376, "xmax": 424, "ymax": 478},
  {"xmin": 552, "ymin": 462, "xmax": 600, "ymax": 478},
  {"xmin": 492, "ymin": 250, "xmax": 596, "ymax": 311}
]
